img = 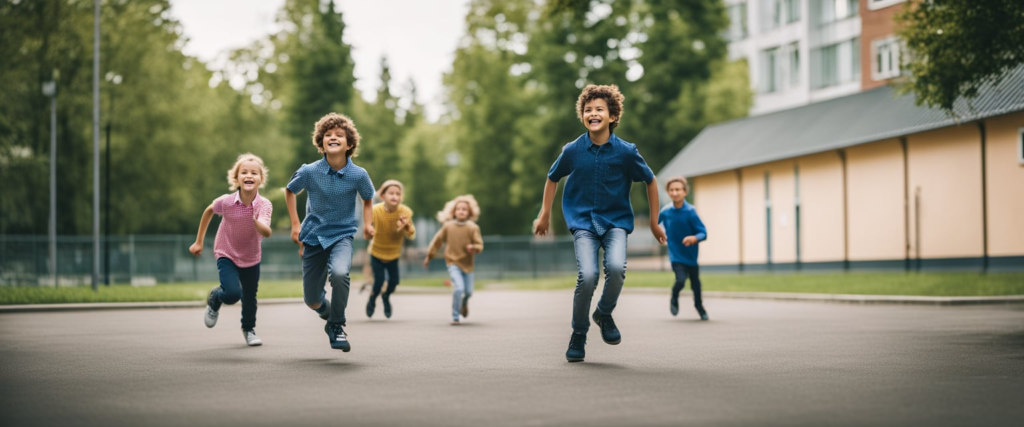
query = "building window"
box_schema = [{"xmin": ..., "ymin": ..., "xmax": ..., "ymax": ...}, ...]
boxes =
[
  {"xmin": 867, "ymin": 0, "xmax": 905, "ymax": 11},
  {"xmin": 788, "ymin": 42, "xmax": 801, "ymax": 86},
  {"xmin": 815, "ymin": 0, "xmax": 859, "ymax": 25},
  {"xmin": 726, "ymin": 2, "xmax": 748, "ymax": 42},
  {"xmin": 872, "ymin": 37, "xmax": 901, "ymax": 81},
  {"xmin": 762, "ymin": 0, "xmax": 801, "ymax": 32},
  {"xmin": 760, "ymin": 47, "xmax": 782, "ymax": 93},
  {"xmin": 785, "ymin": 0, "xmax": 801, "ymax": 23},
  {"xmin": 811, "ymin": 37, "xmax": 860, "ymax": 89}
]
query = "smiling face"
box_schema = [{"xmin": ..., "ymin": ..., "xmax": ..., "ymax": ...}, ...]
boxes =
[
  {"xmin": 582, "ymin": 98, "xmax": 616, "ymax": 134},
  {"xmin": 453, "ymin": 201, "xmax": 470, "ymax": 221},
  {"xmin": 667, "ymin": 180, "xmax": 687, "ymax": 204},
  {"xmin": 382, "ymin": 185, "xmax": 402, "ymax": 209},
  {"xmin": 322, "ymin": 127, "xmax": 350, "ymax": 156},
  {"xmin": 235, "ymin": 160, "xmax": 264, "ymax": 194}
]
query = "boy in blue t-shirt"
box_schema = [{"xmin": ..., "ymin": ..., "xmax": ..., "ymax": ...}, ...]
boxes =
[
  {"xmin": 658, "ymin": 177, "xmax": 708, "ymax": 320},
  {"xmin": 534, "ymin": 84, "xmax": 668, "ymax": 363}
]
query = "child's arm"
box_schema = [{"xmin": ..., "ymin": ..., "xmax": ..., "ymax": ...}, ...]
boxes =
[
  {"xmin": 533, "ymin": 178, "xmax": 558, "ymax": 236},
  {"xmin": 423, "ymin": 225, "xmax": 447, "ymax": 268},
  {"xmin": 399, "ymin": 207, "xmax": 416, "ymax": 238},
  {"xmin": 285, "ymin": 188, "xmax": 303, "ymax": 256},
  {"xmin": 188, "ymin": 204, "xmax": 216, "ymax": 257},
  {"xmin": 362, "ymin": 199, "xmax": 374, "ymax": 240},
  {"xmin": 253, "ymin": 199, "xmax": 272, "ymax": 238},
  {"xmin": 646, "ymin": 177, "xmax": 668, "ymax": 245},
  {"xmin": 683, "ymin": 209, "xmax": 708, "ymax": 247},
  {"xmin": 467, "ymin": 225, "xmax": 484, "ymax": 254}
]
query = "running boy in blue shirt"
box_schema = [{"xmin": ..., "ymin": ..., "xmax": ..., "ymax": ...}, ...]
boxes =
[
  {"xmin": 534, "ymin": 84, "xmax": 667, "ymax": 363},
  {"xmin": 286, "ymin": 113, "xmax": 376, "ymax": 352},
  {"xmin": 659, "ymin": 177, "xmax": 708, "ymax": 320}
]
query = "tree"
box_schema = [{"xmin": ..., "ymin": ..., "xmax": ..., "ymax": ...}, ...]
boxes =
[{"xmin": 896, "ymin": 0, "xmax": 1024, "ymax": 112}]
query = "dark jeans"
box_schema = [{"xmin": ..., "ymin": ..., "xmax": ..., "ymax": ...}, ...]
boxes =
[
  {"xmin": 370, "ymin": 255, "xmax": 400, "ymax": 300},
  {"xmin": 301, "ymin": 238, "xmax": 353, "ymax": 325},
  {"xmin": 215, "ymin": 258, "xmax": 259, "ymax": 330},
  {"xmin": 671, "ymin": 262, "xmax": 702, "ymax": 309}
]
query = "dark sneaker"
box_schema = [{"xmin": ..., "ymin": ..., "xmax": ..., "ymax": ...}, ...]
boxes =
[
  {"xmin": 324, "ymin": 322, "xmax": 351, "ymax": 352},
  {"xmin": 242, "ymin": 329, "xmax": 262, "ymax": 346},
  {"xmin": 204, "ymin": 286, "xmax": 222, "ymax": 328},
  {"xmin": 382, "ymin": 295, "xmax": 392, "ymax": 319},
  {"xmin": 450, "ymin": 319, "xmax": 460, "ymax": 325},
  {"xmin": 317, "ymin": 299, "xmax": 331, "ymax": 321},
  {"xmin": 592, "ymin": 311, "xmax": 621, "ymax": 345},
  {"xmin": 565, "ymin": 332, "xmax": 586, "ymax": 362},
  {"xmin": 366, "ymin": 298, "xmax": 376, "ymax": 318},
  {"xmin": 460, "ymin": 300, "xmax": 469, "ymax": 318},
  {"xmin": 670, "ymin": 297, "xmax": 679, "ymax": 316},
  {"xmin": 698, "ymin": 307, "xmax": 709, "ymax": 321}
]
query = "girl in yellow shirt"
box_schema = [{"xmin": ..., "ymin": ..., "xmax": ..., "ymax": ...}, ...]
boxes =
[{"xmin": 366, "ymin": 180, "xmax": 415, "ymax": 319}]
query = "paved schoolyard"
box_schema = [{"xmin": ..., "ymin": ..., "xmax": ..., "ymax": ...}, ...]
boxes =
[{"xmin": 1, "ymin": 289, "xmax": 1023, "ymax": 426}]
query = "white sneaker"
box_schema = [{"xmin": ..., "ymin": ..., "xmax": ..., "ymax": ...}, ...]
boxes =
[
  {"xmin": 243, "ymin": 329, "xmax": 263, "ymax": 346},
  {"xmin": 204, "ymin": 286, "xmax": 221, "ymax": 328}
]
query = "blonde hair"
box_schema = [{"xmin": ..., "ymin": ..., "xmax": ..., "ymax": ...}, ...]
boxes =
[
  {"xmin": 226, "ymin": 153, "xmax": 269, "ymax": 191},
  {"xmin": 665, "ymin": 176, "xmax": 688, "ymax": 192},
  {"xmin": 377, "ymin": 179, "xmax": 405, "ymax": 199},
  {"xmin": 436, "ymin": 194, "xmax": 480, "ymax": 223}
]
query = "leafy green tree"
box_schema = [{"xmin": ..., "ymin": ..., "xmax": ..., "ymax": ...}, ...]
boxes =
[{"xmin": 896, "ymin": 0, "xmax": 1024, "ymax": 112}]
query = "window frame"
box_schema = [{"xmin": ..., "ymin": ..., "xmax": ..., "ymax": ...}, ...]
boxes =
[
  {"xmin": 867, "ymin": 0, "xmax": 905, "ymax": 11},
  {"xmin": 871, "ymin": 36, "xmax": 901, "ymax": 81}
]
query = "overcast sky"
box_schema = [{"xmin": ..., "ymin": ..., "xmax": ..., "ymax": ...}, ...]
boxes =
[{"xmin": 169, "ymin": 0, "xmax": 470, "ymax": 121}]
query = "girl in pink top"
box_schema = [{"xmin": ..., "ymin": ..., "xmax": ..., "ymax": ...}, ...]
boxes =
[{"xmin": 189, "ymin": 153, "xmax": 273, "ymax": 346}]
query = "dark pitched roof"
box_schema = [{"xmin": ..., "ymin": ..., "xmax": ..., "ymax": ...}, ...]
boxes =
[{"xmin": 658, "ymin": 66, "xmax": 1024, "ymax": 179}]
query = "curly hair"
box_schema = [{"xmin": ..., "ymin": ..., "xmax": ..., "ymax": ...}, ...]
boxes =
[
  {"xmin": 226, "ymin": 153, "xmax": 269, "ymax": 191},
  {"xmin": 312, "ymin": 112, "xmax": 361, "ymax": 158},
  {"xmin": 436, "ymin": 194, "xmax": 480, "ymax": 223},
  {"xmin": 576, "ymin": 84, "xmax": 625, "ymax": 132},
  {"xmin": 665, "ymin": 176, "xmax": 688, "ymax": 192}
]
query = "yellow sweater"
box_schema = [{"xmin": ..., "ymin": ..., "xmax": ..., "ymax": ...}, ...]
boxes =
[
  {"xmin": 427, "ymin": 220, "xmax": 483, "ymax": 273},
  {"xmin": 370, "ymin": 203, "xmax": 415, "ymax": 261}
]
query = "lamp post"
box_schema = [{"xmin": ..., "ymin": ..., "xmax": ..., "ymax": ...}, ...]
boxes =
[
  {"xmin": 92, "ymin": 0, "xmax": 100, "ymax": 291},
  {"xmin": 104, "ymin": 73, "xmax": 121, "ymax": 285},
  {"xmin": 42, "ymin": 70, "xmax": 58, "ymax": 287}
]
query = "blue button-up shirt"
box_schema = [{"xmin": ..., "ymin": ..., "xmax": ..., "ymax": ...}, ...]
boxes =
[
  {"xmin": 286, "ymin": 157, "xmax": 375, "ymax": 248},
  {"xmin": 547, "ymin": 133, "xmax": 655, "ymax": 235},
  {"xmin": 658, "ymin": 201, "xmax": 707, "ymax": 266}
]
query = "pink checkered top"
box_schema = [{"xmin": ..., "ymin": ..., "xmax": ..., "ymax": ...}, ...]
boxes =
[{"xmin": 212, "ymin": 191, "xmax": 273, "ymax": 267}]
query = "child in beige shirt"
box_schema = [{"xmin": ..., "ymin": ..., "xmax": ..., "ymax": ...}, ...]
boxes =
[{"xmin": 424, "ymin": 195, "xmax": 483, "ymax": 324}]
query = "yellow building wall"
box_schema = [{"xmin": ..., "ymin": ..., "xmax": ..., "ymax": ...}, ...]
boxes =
[
  {"xmin": 907, "ymin": 125, "xmax": 984, "ymax": 259},
  {"xmin": 796, "ymin": 152, "xmax": 846, "ymax": 262},
  {"xmin": 740, "ymin": 165, "xmax": 768, "ymax": 264},
  {"xmin": 984, "ymin": 112, "xmax": 1024, "ymax": 257},
  {"xmin": 766, "ymin": 161, "xmax": 797, "ymax": 263},
  {"xmin": 846, "ymin": 139, "xmax": 907, "ymax": 261},
  {"xmin": 692, "ymin": 172, "xmax": 741, "ymax": 265}
]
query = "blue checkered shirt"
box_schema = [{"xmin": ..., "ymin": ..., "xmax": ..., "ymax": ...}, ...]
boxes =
[
  {"xmin": 286, "ymin": 157, "xmax": 375, "ymax": 248},
  {"xmin": 547, "ymin": 133, "xmax": 654, "ymax": 235}
]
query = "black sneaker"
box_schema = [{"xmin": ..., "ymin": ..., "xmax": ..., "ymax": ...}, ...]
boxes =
[
  {"xmin": 204, "ymin": 286, "xmax": 222, "ymax": 328},
  {"xmin": 697, "ymin": 307, "xmax": 709, "ymax": 321},
  {"xmin": 565, "ymin": 332, "xmax": 586, "ymax": 362},
  {"xmin": 382, "ymin": 295, "xmax": 392, "ymax": 319},
  {"xmin": 592, "ymin": 311, "xmax": 621, "ymax": 345},
  {"xmin": 366, "ymin": 297, "xmax": 376, "ymax": 318},
  {"xmin": 670, "ymin": 297, "xmax": 679, "ymax": 316},
  {"xmin": 317, "ymin": 299, "xmax": 331, "ymax": 321},
  {"xmin": 460, "ymin": 300, "xmax": 469, "ymax": 318},
  {"xmin": 324, "ymin": 322, "xmax": 351, "ymax": 352}
]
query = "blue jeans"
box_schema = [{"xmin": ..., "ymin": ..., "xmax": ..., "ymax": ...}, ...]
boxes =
[
  {"xmin": 571, "ymin": 228, "xmax": 627, "ymax": 333},
  {"xmin": 370, "ymin": 255, "xmax": 400, "ymax": 300},
  {"xmin": 671, "ymin": 263, "xmax": 703, "ymax": 309},
  {"xmin": 448, "ymin": 264, "xmax": 474, "ymax": 321},
  {"xmin": 301, "ymin": 237, "xmax": 353, "ymax": 325},
  {"xmin": 215, "ymin": 258, "xmax": 260, "ymax": 330}
]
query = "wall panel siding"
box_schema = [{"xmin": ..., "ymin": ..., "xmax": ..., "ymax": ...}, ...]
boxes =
[
  {"xmin": 692, "ymin": 172, "xmax": 740, "ymax": 265},
  {"xmin": 797, "ymin": 152, "xmax": 846, "ymax": 262},
  {"xmin": 907, "ymin": 126, "xmax": 984, "ymax": 259},
  {"xmin": 984, "ymin": 112, "xmax": 1024, "ymax": 257},
  {"xmin": 766, "ymin": 161, "xmax": 797, "ymax": 263},
  {"xmin": 846, "ymin": 139, "xmax": 907, "ymax": 261},
  {"xmin": 740, "ymin": 166, "xmax": 768, "ymax": 264}
]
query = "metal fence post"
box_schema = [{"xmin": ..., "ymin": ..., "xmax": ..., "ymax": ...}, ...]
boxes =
[{"xmin": 129, "ymin": 234, "xmax": 135, "ymax": 284}]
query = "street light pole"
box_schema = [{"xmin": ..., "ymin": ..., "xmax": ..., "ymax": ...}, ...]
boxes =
[
  {"xmin": 43, "ymin": 71, "xmax": 58, "ymax": 287},
  {"xmin": 104, "ymin": 74, "xmax": 120, "ymax": 286},
  {"xmin": 92, "ymin": 0, "xmax": 101, "ymax": 291}
]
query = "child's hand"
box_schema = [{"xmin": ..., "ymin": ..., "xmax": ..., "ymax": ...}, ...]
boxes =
[
  {"xmin": 422, "ymin": 257, "xmax": 430, "ymax": 269},
  {"xmin": 396, "ymin": 215, "xmax": 409, "ymax": 232},
  {"xmin": 290, "ymin": 227, "xmax": 300, "ymax": 245},
  {"xmin": 465, "ymin": 244, "xmax": 476, "ymax": 254},
  {"xmin": 682, "ymin": 236, "xmax": 698, "ymax": 246},
  {"xmin": 364, "ymin": 224, "xmax": 375, "ymax": 240},
  {"xmin": 188, "ymin": 242, "xmax": 203, "ymax": 257},
  {"xmin": 651, "ymin": 223, "xmax": 668, "ymax": 245},
  {"xmin": 533, "ymin": 216, "xmax": 550, "ymax": 236}
]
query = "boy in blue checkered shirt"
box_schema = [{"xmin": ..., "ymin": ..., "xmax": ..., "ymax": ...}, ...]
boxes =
[{"xmin": 286, "ymin": 113, "xmax": 376, "ymax": 352}]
